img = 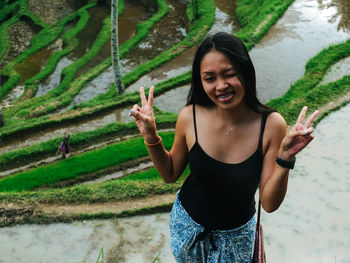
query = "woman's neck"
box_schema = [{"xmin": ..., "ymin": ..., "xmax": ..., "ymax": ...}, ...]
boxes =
[{"xmin": 215, "ymin": 103, "xmax": 253, "ymax": 127}]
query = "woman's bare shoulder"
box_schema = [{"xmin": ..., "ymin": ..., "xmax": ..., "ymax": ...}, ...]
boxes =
[
  {"xmin": 265, "ymin": 111, "xmax": 287, "ymax": 139},
  {"xmin": 178, "ymin": 104, "xmax": 193, "ymax": 121},
  {"xmin": 267, "ymin": 111, "xmax": 286, "ymax": 125},
  {"xmin": 175, "ymin": 105, "xmax": 194, "ymax": 132}
]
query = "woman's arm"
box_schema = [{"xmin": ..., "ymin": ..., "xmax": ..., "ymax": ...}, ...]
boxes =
[
  {"xmin": 259, "ymin": 106, "xmax": 319, "ymax": 212},
  {"xmin": 129, "ymin": 86, "xmax": 189, "ymax": 183}
]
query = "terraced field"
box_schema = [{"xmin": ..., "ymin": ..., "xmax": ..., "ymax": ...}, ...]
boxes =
[{"xmin": 0, "ymin": 0, "xmax": 350, "ymax": 261}]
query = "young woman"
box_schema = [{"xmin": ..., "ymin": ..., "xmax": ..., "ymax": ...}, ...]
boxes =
[{"xmin": 129, "ymin": 32, "xmax": 319, "ymax": 262}]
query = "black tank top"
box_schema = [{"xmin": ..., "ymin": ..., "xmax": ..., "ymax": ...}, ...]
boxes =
[{"xmin": 178, "ymin": 104, "xmax": 268, "ymax": 230}]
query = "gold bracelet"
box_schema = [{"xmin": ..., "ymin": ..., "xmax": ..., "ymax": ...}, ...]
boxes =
[{"xmin": 144, "ymin": 135, "xmax": 162, "ymax": 146}]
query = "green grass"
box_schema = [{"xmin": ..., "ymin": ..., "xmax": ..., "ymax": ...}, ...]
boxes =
[
  {"xmin": 2, "ymin": 0, "xmax": 350, "ymax": 207},
  {"xmin": 3, "ymin": 0, "xmax": 165, "ymax": 119},
  {"xmin": 0, "ymin": 108, "xmax": 177, "ymax": 170},
  {"xmin": 20, "ymin": 4, "xmax": 95, "ymax": 99},
  {"xmin": 0, "ymin": 0, "xmax": 88, "ymax": 99},
  {"xmin": 267, "ymin": 38, "xmax": 350, "ymax": 124},
  {"xmin": 0, "ymin": 166, "xmax": 189, "ymax": 204},
  {"xmin": 0, "ymin": 132, "xmax": 175, "ymax": 192},
  {"xmin": 1, "ymin": 0, "xmax": 213, "ymax": 126}
]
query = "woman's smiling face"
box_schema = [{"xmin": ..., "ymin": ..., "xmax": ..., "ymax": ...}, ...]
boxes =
[{"xmin": 200, "ymin": 49, "xmax": 246, "ymax": 110}]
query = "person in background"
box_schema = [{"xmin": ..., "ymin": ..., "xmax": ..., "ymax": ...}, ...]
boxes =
[
  {"xmin": 57, "ymin": 133, "xmax": 70, "ymax": 159},
  {"xmin": 129, "ymin": 32, "xmax": 319, "ymax": 262}
]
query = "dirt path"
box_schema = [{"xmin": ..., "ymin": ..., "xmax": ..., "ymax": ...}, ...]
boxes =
[
  {"xmin": 0, "ymin": 193, "xmax": 177, "ymax": 227},
  {"xmin": 39, "ymin": 193, "xmax": 176, "ymax": 215}
]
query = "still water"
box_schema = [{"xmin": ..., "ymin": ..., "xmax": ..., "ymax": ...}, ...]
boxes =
[
  {"xmin": 1, "ymin": 103, "xmax": 350, "ymax": 262},
  {"xmin": 250, "ymin": 0, "xmax": 350, "ymax": 103}
]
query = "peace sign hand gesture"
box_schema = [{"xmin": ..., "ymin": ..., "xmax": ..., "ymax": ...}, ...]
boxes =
[
  {"xmin": 129, "ymin": 86, "xmax": 157, "ymax": 137},
  {"xmin": 279, "ymin": 106, "xmax": 319, "ymax": 160}
]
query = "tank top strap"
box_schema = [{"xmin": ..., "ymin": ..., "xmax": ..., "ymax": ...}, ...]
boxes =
[
  {"xmin": 258, "ymin": 114, "xmax": 268, "ymax": 155},
  {"xmin": 192, "ymin": 104, "xmax": 198, "ymax": 143}
]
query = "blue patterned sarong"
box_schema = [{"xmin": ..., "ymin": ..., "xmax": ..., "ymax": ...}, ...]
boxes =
[{"xmin": 169, "ymin": 195, "xmax": 256, "ymax": 263}]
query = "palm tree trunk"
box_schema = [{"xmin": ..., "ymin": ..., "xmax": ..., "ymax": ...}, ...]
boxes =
[
  {"xmin": 111, "ymin": 0, "xmax": 124, "ymax": 94},
  {"xmin": 192, "ymin": 0, "xmax": 199, "ymax": 20}
]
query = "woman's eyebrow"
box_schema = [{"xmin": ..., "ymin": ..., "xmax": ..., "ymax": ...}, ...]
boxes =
[
  {"xmin": 201, "ymin": 68, "xmax": 236, "ymax": 75},
  {"xmin": 223, "ymin": 67, "xmax": 236, "ymax": 72}
]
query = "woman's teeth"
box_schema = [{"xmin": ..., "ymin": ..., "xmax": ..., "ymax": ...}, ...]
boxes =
[{"xmin": 217, "ymin": 92, "xmax": 233, "ymax": 98}]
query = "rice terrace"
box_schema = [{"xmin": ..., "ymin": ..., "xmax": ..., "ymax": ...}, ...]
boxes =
[{"xmin": 0, "ymin": 0, "xmax": 350, "ymax": 262}]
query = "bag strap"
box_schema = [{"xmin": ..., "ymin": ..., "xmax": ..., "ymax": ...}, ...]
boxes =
[{"xmin": 256, "ymin": 200, "xmax": 262, "ymax": 232}]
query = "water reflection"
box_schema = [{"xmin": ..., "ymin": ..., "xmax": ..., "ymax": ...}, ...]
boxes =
[
  {"xmin": 126, "ymin": 0, "xmax": 241, "ymax": 92},
  {"xmin": 121, "ymin": 0, "xmax": 188, "ymax": 67},
  {"xmin": 126, "ymin": 48, "xmax": 194, "ymax": 92},
  {"xmin": 261, "ymin": 103, "xmax": 350, "ymax": 262},
  {"xmin": 67, "ymin": 6, "xmax": 110, "ymax": 61},
  {"xmin": 0, "ymin": 214, "xmax": 173, "ymax": 263},
  {"xmin": 250, "ymin": 0, "xmax": 350, "ymax": 103},
  {"xmin": 317, "ymin": 0, "xmax": 350, "ymax": 32},
  {"xmin": 14, "ymin": 46, "xmax": 56, "ymax": 85},
  {"xmin": 36, "ymin": 57, "xmax": 74, "ymax": 97},
  {"xmin": 0, "ymin": 108, "xmax": 132, "ymax": 154},
  {"xmin": 209, "ymin": 0, "xmax": 240, "ymax": 34},
  {"xmin": 154, "ymin": 85, "xmax": 190, "ymax": 114},
  {"xmin": 67, "ymin": 0, "xmax": 152, "ymax": 106},
  {"xmin": 318, "ymin": 56, "xmax": 350, "ymax": 86}
]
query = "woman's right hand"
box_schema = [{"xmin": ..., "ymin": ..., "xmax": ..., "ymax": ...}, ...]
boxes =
[{"xmin": 129, "ymin": 86, "xmax": 157, "ymax": 139}]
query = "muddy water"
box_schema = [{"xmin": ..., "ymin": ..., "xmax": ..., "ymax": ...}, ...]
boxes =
[
  {"xmin": 130, "ymin": 0, "xmax": 350, "ymax": 110},
  {"xmin": 126, "ymin": 47, "xmax": 195, "ymax": 92},
  {"xmin": 68, "ymin": 0, "xmax": 150, "ymax": 106},
  {"xmin": 0, "ymin": 108, "xmax": 132, "ymax": 154},
  {"xmin": 0, "ymin": 213, "xmax": 173, "ymax": 263},
  {"xmin": 0, "ymin": 0, "xmax": 240, "ymax": 153},
  {"xmin": 118, "ymin": 0, "xmax": 153, "ymax": 44},
  {"xmin": 317, "ymin": 0, "xmax": 350, "ymax": 33},
  {"xmin": 2, "ymin": 21, "xmax": 75, "ymax": 102},
  {"xmin": 318, "ymin": 56, "xmax": 350, "ymax": 86},
  {"xmin": 260, "ymin": 103, "xmax": 350, "ymax": 262},
  {"xmin": 2, "ymin": 103, "xmax": 349, "ymax": 262},
  {"xmin": 35, "ymin": 57, "xmax": 74, "ymax": 97},
  {"xmin": 2, "ymin": 0, "xmax": 88, "ymax": 83},
  {"xmin": 13, "ymin": 46, "xmax": 56, "ymax": 85},
  {"xmin": 67, "ymin": 5, "xmax": 110, "ymax": 80},
  {"xmin": 70, "ymin": 0, "xmax": 188, "ymax": 105},
  {"xmin": 28, "ymin": 0, "xmax": 148, "ymax": 103},
  {"xmin": 73, "ymin": 0, "xmax": 151, "ymax": 79},
  {"xmin": 3, "ymin": 0, "xmax": 350, "ymax": 156},
  {"xmin": 126, "ymin": 0, "xmax": 240, "ymax": 93},
  {"xmin": 67, "ymin": 6, "xmax": 110, "ymax": 61},
  {"xmin": 120, "ymin": 0, "xmax": 188, "ymax": 74},
  {"xmin": 154, "ymin": 84, "xmax": 190, "ymax": 113},
  {"xmin": 209, "ymin": 0, "xmax": 240, "ymax": 35},
  {"xmin": 249, "ymin": 0, "xmax": 350, "ymax": 103}
]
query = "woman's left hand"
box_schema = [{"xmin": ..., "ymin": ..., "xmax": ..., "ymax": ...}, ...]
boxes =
[{"xmin": 279, "ymin": 106, "xmax": 319, "ymax": 160}]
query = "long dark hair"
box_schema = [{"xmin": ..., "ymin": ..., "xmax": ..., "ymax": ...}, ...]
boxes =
[{"xmin": 186, "ymin": 32, "xmax": 274, "ymax": 114}]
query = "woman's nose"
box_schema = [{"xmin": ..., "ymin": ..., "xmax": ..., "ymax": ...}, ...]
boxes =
[{"xmin": 216, "ymin": 78, "xmax": 229, "ymax": 90}]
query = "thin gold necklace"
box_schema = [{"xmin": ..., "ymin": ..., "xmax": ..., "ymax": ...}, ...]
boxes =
[{"xmin": 216, "ymin": 109, "xmax": 241, "ymax": 136}]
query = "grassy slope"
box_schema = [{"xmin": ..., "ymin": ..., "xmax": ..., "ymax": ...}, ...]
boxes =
[{"xmin": 1, "ymin": 0, "xmax": 350, "ymax": 207}]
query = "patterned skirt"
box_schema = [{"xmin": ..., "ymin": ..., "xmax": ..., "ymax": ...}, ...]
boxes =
[{"xmin": 169, "ymin": 195, "xmax": 256, "ymax": 263}]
